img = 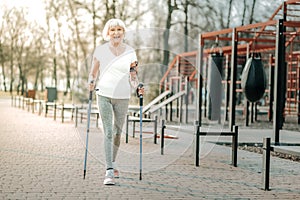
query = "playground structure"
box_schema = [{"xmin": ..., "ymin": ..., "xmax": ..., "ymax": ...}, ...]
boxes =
[{"xmin": 159, "ymin": 0, "xmax": 300, "ymax": 144}]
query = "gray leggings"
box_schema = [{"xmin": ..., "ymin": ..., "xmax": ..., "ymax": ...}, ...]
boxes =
[{"xmin": 97, "ymin": 95, "xmax": 129, "ymax": 170}]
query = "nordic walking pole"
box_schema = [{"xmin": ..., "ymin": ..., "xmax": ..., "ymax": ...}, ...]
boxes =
[
  {"xmin": 137, "ymin": 83, "xmax": 144, "ymax": 180},
  {"xmin": 83, "ymin": 89, "xmax": 93, "ymax": 179}
]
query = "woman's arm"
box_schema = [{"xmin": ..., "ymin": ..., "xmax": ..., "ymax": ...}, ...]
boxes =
[
  {"xmin": 129, "ymin": 61, "xmax": 139, "ymax": 89},
  {"xmin": 129, "ymin": 61, "xmax": 144, "ymax": 96},
  {"xmin": 89, "ymin": 57, "xmax": 100, "ymax": 91}
]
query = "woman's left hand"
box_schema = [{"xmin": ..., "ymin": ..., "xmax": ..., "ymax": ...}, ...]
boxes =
[
  {"xmin": 136, "ymin": 83, "xmax": 145, "ymax": 97},
  {"xmin": 137, "ymin": 87, "xmax": 144, "ymax": 97}
]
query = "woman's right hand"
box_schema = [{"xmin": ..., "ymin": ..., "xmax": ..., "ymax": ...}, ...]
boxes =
[{"xmin": 88, "ymin": 57, "xmax": 100, "ymax": 91}]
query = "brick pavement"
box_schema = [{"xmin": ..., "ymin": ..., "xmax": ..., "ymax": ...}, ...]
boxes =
[{"xmin": 1, "ymin": 96, "xmax": 300, "ymax": 199}]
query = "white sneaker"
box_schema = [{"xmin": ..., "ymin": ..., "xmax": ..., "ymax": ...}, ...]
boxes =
[{"xmin": 103, "ymin": 169, "xmax": 115, "ymax": 185}]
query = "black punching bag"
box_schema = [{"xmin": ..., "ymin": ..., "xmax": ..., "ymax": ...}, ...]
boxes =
[
  {"xmin": 241, "ymin": 54, "xmax": 266, "ymax": 102},
  {"xmin": 208, "ymin": 52, "xmax": 223, "ymax": 121}
]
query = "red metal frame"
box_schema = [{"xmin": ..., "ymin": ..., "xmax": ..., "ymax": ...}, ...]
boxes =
[{"xmin": 160, "ymin": 0, "xmax": 300, "ymax": 119}]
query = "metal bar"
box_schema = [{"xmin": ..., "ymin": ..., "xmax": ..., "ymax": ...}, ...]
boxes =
[
  {"xmin": 245, "ymin": 45, "xmax": 250, "ymax": 127},
  {"xmin": 204, "ymin": 58, "xmax": 208, "ymax": 119},
  {"xmin": 199, "ymin": 132, "xmax": 235, "ymax": 136},
  {"xmin": 255, "ymin": 103, "xmax": 258, "ymax": 122},
  {"xmin": 185, "ymin": 76, "xmax": 189, "ymax": 123},
  {"xmin": 236, "ymin": 20, "xmax": 277, "ymax": 32},
  {"xmin": 177, "ymin": 62, "xmax": 180, "ymax": 120},
  {"xmin": 224, "ymin": 55, "xmax": 230, "ymax": 122},
  {"xmin": 269, "ymin": 54, "xmax": 275, "ymax": 122},
  {"xmin": 126, "ymin": 115, "xmax": 129, "ymax": 143},
  {"xmin": 229, "ymin": 28, "xmax": 238, "ymax": 131},
  {"xmin": 232, "ymin": 126, "xmax": 238, "ymax": 167},
  {"xmin": 245, "ymin": 101, "xmax": 250, "ymax": 126},
  {"xmin": 197, "ymin": 34, "xmax": 204, "ymax": 127},
  {"xmin": 161, "ymin": 120, "xmax": 165, "ymax": 155},
  {"xmin": 273, "ymin": 19, "xmax": 286, "ymax": 144},
  {"xmin": 195, "ymin": 126, "xmax": 238, "ymax": 167},
  {"xmin": 195, "ymin": 123, "xmax": 200, "ymax": 167},
  {"xmin": 139, "ymin": 95, "xmax": 143, "ymax": 180},
  {"xmin": 83, "ymin": 91, "xmax": 93, "ymax": 179},
  {"xmin": 262, "ymin": 137, "xmax": 271, "ymax": 191},
  {"xmin": 179, "ymin": 93, "xmax": 183, "ymax": 123},
  {"xmin": 154, "ymin": 115, "xmax": 158, "ymax": 144},
  {"xmin": 170, "ymin": 95, "xmax": 173, "ymax": 122},
  {"xmin": 168, "ymin": 80, "xmax": 173, "ymax": 122},
  {"xmin": 133, "ymin": 121, "xmax": 135, "ymax": 138}
]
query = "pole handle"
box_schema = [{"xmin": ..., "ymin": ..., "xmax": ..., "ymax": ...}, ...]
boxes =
[
  {"xmin": 136, "ymin": 83, "xmax": 144, "ymax": 98},
  {"xmin": 139, "ymin": 95, "xmax": 143, "ymax": 106},
  {"xmin": 89, "ymin": 90, "xmax": 93, "ymax": 101}
]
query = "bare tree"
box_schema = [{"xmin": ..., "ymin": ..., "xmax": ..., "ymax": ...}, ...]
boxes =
[
  {"xmin": 44, "ymin": 1, "xmax": 60, "ymax": 88},
  {"xmin": 0, "ymin": 9, "xmax": 9, "ymax": 92},
  {"xmin": 249, "ymin": 0, "xmax": 257, "ymax": 24},
  {"xmin": 5, "ymin": 8, "xmax": 29, "ymax": 94},
  {"xmin": 73, "ymin": 0, "xmax": 100, "ymax": 50},
  {"xmin": 226, "ymin": 0, "xmax": 234, "ymax": 28},
  {"xmin": 163, "ymin": 0, "xmax": 179, "ymax": 67},
  {"xmin": 241, "ymin": 0, "xmax": 247, "ymax": 26}
]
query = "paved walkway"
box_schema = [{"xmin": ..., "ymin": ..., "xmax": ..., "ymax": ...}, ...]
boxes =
[{"xmin": 1, "ymin": 96, "xmax": 300, "ymax": 199}]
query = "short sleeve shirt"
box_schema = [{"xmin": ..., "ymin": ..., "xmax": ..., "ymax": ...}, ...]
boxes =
[{"xmin": 93, "ymin": 43, "xmax": 137, "ymax": 99}]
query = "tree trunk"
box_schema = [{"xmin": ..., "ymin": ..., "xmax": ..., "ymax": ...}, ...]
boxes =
[
  {"xmin": 0, "ymin": 42, "xmax": 7, "ymax": 92},
  {"xmin": 241, "ymin": 0, "xmax": 247, "ymax": 26},
  {"xmin": 226, "ymin": 0, "xmax": 234, "ymax": 28},
  {"xmin": 163, "ymin": 0, "xmax": 176, "ymax": 67},
  {"xmin": 1, "ymin": 64, "xmax": 7, "ymax": 92},
  {"xmin": 34, "ymin": 65, "xmax": 40, "ymax": 91},
  {"xmin": 9, "ymin": 62, "xmax": 14, "ymax": 94},
  {"xmin": 18, "ymin": 63, "xmax": 25, "ymax": 96},
  {"xmin": 249, "ymin": 0, "xmax": 257, "ymax": 24},
  {"xmin": 53, "ymin": 57, "xmax": 57, "ymax": 88},
  {"xmin": 183, "ymin": 1, "xmax": 189, "ymax": 52}
]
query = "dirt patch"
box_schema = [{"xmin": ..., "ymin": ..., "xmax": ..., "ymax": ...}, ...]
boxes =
[{"xmin": 238, "ymin": 144, "xmax": 300, "ymax": 162}]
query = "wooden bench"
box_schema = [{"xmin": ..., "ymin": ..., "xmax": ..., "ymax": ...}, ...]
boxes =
[
  {"xmin": 56, "ymin": 103, "xmax": 75, "ymax": 123},
  {"xmin": 74, "ymin": 106, "xmax": 99, "ymax": 128},
  {"xmin": 125, "ymin": 114, "xmax": 158, "ymax": 144},
  {"xmin": 44, "ymin": 101, "xmax": 57, "ymax": 118},
  {"xmin": 44, "ymin": 102, "xmax": 75, "ymax": 123}
]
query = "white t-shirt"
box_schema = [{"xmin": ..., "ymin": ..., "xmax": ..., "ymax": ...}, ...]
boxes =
[{"xmin": 93, "ymin": 43, "xmax": 137, "ymax": 99}]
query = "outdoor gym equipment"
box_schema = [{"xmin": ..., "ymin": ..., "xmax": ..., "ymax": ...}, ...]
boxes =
[
  {"xmin": 241, "ymin": 53, "xmax": 266, "ymax": 102},
  {"xmin": 208, "ymin": 52, "xmax": 224, "ymax": 121}
]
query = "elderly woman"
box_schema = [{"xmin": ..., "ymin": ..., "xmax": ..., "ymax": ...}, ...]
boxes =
[{"xmin": 89, "ymin": 18, "xmax": 143, "ymax": 185}]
